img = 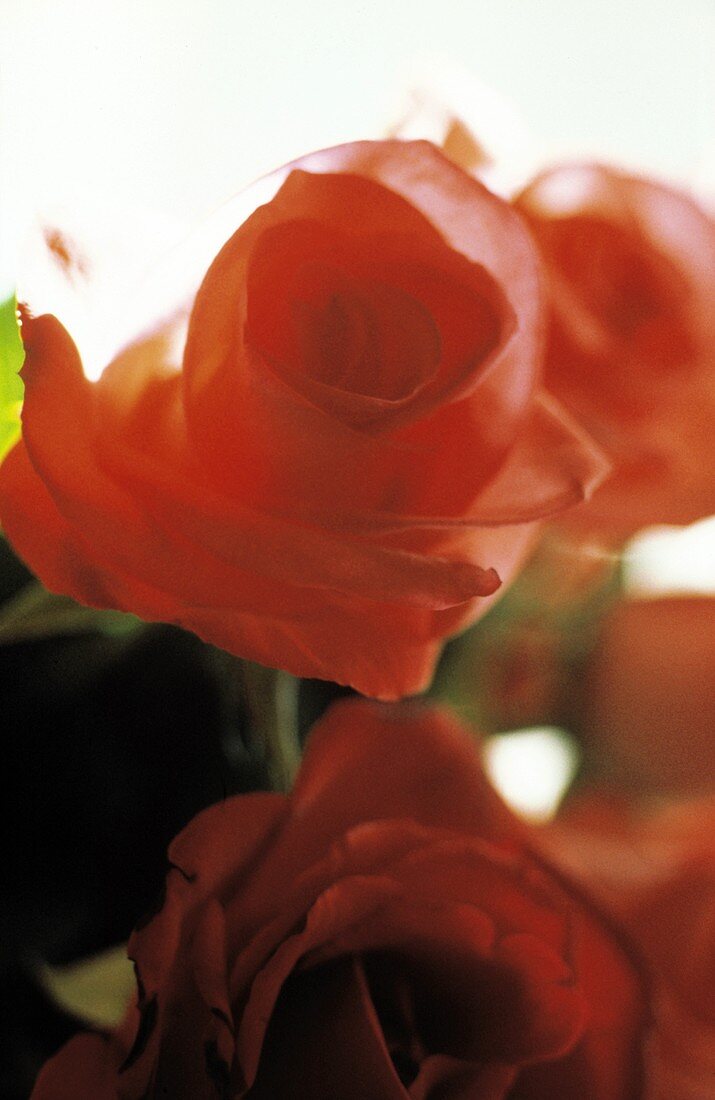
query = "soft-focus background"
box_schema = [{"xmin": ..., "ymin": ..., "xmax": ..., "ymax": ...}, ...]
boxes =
[{"xmin": 2, "ymin": 0, "xmax": 715, "ymax": 295}]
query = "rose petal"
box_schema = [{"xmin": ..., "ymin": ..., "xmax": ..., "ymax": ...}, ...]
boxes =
[
  {"xmin": 292, "ymin": 699, "xmax": 522, "ymax": 841},
  {"xmin": 296, "ymin": 390, "xmax": 610, "ymax": 531},
  {"xmin": 183, "ymin": 141, "xmax": 544, "ymax": 520},
  {"xmin": 14, "ymin": 315, "xmax": 501, "ymax": 613},
  {"xmin": 127, "ymin": 793, "xmax": 286, "ymax": 998}
]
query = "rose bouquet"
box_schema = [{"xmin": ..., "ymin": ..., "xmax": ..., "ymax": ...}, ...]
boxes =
[{"xmin": 0, "ymin": 119, "xmax": 713, "ymax": 1100}]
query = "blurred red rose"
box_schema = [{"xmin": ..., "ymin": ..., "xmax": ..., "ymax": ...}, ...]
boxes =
[
  {"xmin": 516, "ymin": 163, "xmax": 715, "ymax": 540},
  {"xmin": 0, "ymin": 140, "xmax": 606, "ymax": 699},
  {"xmin": 32, "ymin": 700, "xmax": 648, "ymax": 1099},
  {"xmin": 545, "ymin": 796, "xmax": 715, "ymax": 1098},
  {"xmin": 579, "ymin": 596, "xmax": 715, "ymax": 794}
]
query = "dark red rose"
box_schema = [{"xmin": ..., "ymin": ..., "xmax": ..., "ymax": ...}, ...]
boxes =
[{"xmin": 33, "ymin": 700, "xmax": 648, "ymax": 1098}]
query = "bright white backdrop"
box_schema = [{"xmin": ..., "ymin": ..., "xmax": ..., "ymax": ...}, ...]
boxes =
[{"xmin": 2, "ymin": 0, "xmax": 714, "ymax": 290}]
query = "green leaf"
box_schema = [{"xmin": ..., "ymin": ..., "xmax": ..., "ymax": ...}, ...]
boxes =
[
  {"xmin": 0, "ymin": 296, "xmax": 24, "ymax": 462},
  {"xmin": 38, "ymin": 944, "xmax": 135, "ymax": 1028},
  {"xmin": 0, "ymin": 580, "xmax": 144, "ymax": 644}
]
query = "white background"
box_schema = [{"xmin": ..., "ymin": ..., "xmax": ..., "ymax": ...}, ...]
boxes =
[{"xmin": 2, "ymin": 0, "xmax": 714, "ymax": 286}]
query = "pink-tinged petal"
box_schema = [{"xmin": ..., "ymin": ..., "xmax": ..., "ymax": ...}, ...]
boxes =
[{"xmin": 94, "ymin": 313, "xmax": 186, "ymax": 422}]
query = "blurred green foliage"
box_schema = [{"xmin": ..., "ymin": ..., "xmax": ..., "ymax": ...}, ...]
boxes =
[
  {"xmin": 39, "ymin": 945, "xmax": 135, "ymax": 1029},
  {"xmin": 0, "ymin": 296, "xmax": 24, "ymax": 462}
]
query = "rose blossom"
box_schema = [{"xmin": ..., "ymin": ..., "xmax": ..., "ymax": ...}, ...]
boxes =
[
  {"xmin": 515, "ymin": 163, "xmax": 715, "ymax": 540},
  {"xmin": 0, "ymin": 140, "xmax": 605, "ymax": 699},
  {"xmin": 32, "ymin": 699, "xmax": 648, "ymax": 1099}
]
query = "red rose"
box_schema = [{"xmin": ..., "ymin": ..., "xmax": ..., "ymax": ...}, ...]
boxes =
[
  {"xmin": 32, "ymin": 700, "xmax": 648, "ymax": 1099},
  {"xmin": 578, "ymin": 596, "xmax": 715, "ymax": 794},
  {"xmin": 545, "ymin": 797, "xmax": 715, "ymax": 1098},
  {"xmin": 0, "ymin": 140, "xmax": 605, "ymax": 699},
  {"xmin": 515, "ymin": 163, "xmax": 715, "ymax": 540}
]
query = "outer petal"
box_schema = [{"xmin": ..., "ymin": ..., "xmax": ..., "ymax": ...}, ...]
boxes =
[
  {"xmin": 509, "ymin": 870, "xmax": 650, "ymax": 1100},
  {"xmin": 307, "ymin": 390, "xmax": 610, "ymax": 532},
  {"xmin": 0, "ymin": 314, "xmax": 508, "ymax": 696},
  {"xmin": 107, "ymin": 794, "xmax": 287, "ymax": 1100},
  {"xmin": 234, "ymin": 878, "xmax": 581, "ymax": 1088},
  {"xmin": 6, "ymin": 315, "xmax": 499, "ymax": 599},
  {"xmin": 177, "ymin": 597, "xmax": 447, "ymax": 701},
  {"xmin": 543, "ymin": 794, "xmax": 715, "ymax": 1097},
  {"xmin": 215, "ymin": 701, "xmax": 534, "ymax": 950},
  {"xmin": 0, "ymin": 439, "xmax": 88, "ymax": 597},
  {"xmin": 128, "ymin": 792, "xmax": 287, "ymax": 997}
]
